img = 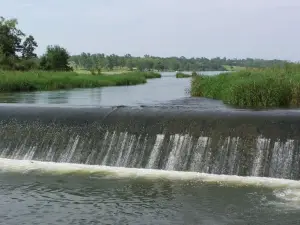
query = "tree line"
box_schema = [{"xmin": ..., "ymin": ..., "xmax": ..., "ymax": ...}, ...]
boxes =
[
  {"xmin": 0, "ymin": 16, "xmax": 291, "ymax": 73},
  {"xmin": 70, "ymin": 53, "xmax": 288, "ymax": 72},
  {"xmin": 0, "ymin": 16, "xmax": 71, "ymax": 71}
]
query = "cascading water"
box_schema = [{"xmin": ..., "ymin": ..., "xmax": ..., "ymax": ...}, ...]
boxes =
[{"xmin": 0, "ymin": 104, "xmax": 300, "ymax": 180}]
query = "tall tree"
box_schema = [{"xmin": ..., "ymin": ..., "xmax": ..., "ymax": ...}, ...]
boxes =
[
  {"xmin": 0, "ymin": 17, "xmax": 24, "ymax": 58},
  {"xmin": 22, "ymin": 35, "xmax": 38, "ymax": 59},
  {"xmin": 0, "ymin": 17, "xmax": 25, "ymax": 69},
  {"xmin": 40, "ymin": 45, "xmax": 72, "ymax": 71}
]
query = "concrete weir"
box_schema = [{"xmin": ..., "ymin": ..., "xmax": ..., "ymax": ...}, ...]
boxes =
[{"xmin": 0, "ymin": 104, "xmax": 299, "ymax": 180}]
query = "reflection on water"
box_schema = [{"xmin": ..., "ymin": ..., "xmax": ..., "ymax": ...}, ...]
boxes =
[{"xmin": 0, "ymin": 71, "xmax": 223, "ymax": 107}]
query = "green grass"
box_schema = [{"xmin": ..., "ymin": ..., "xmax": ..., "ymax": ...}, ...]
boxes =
[
  {"xmin": 74, "ymin": 68, "xmax": 162, "ymax": 76},
  {"xmin": 223, "ymin": 65, "xmax": 246, "ymax": 71},
  {"xmin": 176, "ymin": 72, "xmax": 192, "ymax": 78},
  {"xmin": 190, "ymin": 64, "xmax": 300, "ymax": 108},
  {"xmin": 75, "ymin": 68, "xmax": 131, "ymax": 75},
  {"xmin": 176, "ymin": 71, "xmax": 198, "ymax": 78},
  {"xmin": 0, "ymin": 70, "xmax": 161, "ymax": 92},
  {"xmin": 142, "ymin": 71, "xmax": 162, "ymax": 79}
]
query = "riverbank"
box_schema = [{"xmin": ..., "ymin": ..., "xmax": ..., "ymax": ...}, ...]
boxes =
[
  {"xmin": 0, "ymin": 71, "xmax": 161, "ymax": 92},
  {"xmin": 223, "ymin": 65, "xmax": 246, "ymax": 71},
  {"xmin": 176, "ymin": 72, "xmax": 198, "ymax": 78},
  {"xmin": 190, "ymin": 64, "xmax": 300, "ymax": 108},
  {"xmin": 176, "ymin": 72, "xmax": 192, "ymax": 78}
]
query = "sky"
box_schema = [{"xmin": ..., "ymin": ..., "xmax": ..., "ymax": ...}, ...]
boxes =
[{"xmin": 1, "ymin": 0, "xmax": 299, "ymax": 60}]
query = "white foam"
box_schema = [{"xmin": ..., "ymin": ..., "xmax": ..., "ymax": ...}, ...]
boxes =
[
  {"xmin": 1, "ymin": 158, "xmax": 300, "ymax": 189},
  {"xmin": 274, "ymin": 189, "xmax": 300, "ymax": 202},
  {"xmin": 2, "ymin": 158, "xmax": 300, "ymax": 209},
  {"xmin": 269, "ymin": 189, "xmax": 300, "ymax": 210}
]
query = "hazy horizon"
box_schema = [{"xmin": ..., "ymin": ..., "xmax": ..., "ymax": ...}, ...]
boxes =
[{"xmin": 1, "ymin": 0, "xmax": 299, "ymax": 61}]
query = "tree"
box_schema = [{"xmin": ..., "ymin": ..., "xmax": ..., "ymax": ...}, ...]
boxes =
[
  {"xmin": 0, "ymin": 17, "xmax": 25, "ymax": 69},
  {"xmin": 40, "ymin": 45, "xmax": 72, "ymax": 71},
  {"xmin": 22, "ymin": 35, "xmax": 38, "ymax": 59},
  {"xmin": 126, "ymin": 59, "xmax": 133, "ymax": 71},
  {"xmin": 0, "ymin": 17, "xmax": 40, "ymax": 70},
  {"xmin": 0, "ymin": 46, "xmax": 5, "ymax": 66},
  {"xmin": 0, "ymin": 17, "xmax": 24, "ymax": 58},
  {"xmin": 106, "ymin": 56, "xmax": 114, "ymax": 70},
  {"xmin": 154, "ymin": 61, "xmax": 164, "ymax": 71},
  {"xmin": 69, "ymin": 52, "xmax": 289, "ymax": 72}
]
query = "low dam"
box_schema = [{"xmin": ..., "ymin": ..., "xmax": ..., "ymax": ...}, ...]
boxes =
[{"xmin": 0, "ymin": 104, "xmax": 299, "ymax": 180}]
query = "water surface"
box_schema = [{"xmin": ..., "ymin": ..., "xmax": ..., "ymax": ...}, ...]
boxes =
[
  {"xmin": 0, "ymin": 71, "xmax": 225, "ymax": 107},
  {"xmin": 1, "ymin": 160, "xmax": 300, "ymax": 225},
  {"xmin": 1, "ymin": 70, "xmax": 297, "ymax": 225}
]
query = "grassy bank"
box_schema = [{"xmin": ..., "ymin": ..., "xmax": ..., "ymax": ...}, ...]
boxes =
[
  {"xmin": 223, "ymin": 65, "xmax": 246, "ymax": 71},
  {"xmin": 0, "ymin": 71, "xmax": 161, "ymax": 92},
  {"xmin": 176, "ymin": 72, "xmax": 192, "ymax": 78},
  {"xmin": 190, "ymin": 64, "xmax": 300, "ymax": 108},
  {"xmin": 176, "ymin": 72, "xmax": 198, "ymax": 78},
  {"xmin": 75, "ymin": 68, "xmax": 130, "ymax": 75}
]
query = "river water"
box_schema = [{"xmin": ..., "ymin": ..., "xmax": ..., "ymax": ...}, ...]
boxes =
[
  {"xmin": 0, "ymin": 71, "xmax": 228, "ymax": 108},
  {"xmin": 1, "ymin": 160, "xmax": 300, "ymax": 225},
  {"xmin": 0, "ymin": 72, "xmax": 300, "ymax": 225}
]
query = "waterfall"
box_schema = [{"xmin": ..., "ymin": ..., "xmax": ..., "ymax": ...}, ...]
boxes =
[{"xmin": 0, "ymin": 105, "xmax": 299, "ymax": 179}]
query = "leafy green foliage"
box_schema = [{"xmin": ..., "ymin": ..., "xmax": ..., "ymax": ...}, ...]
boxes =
[
  {"xmin": 0, "ymin": 17, "xmax": 71, "ymax": 72},
  {"xmin": 0, "ymin": 17, "xmax": 24, "ymax": 58},
  {"xmin": 70, "ymin": 53, "xmax": 289, "ymax": 72},
  {"xmin": 0, "ymin": 17, "xmax": 39, "ymax": 70},
  {"xmin": 190, "ymin": 63, "xmax": 300, "ymax": 108},
  {"xmin": 22, "ymin": 35, "xmax": 38, "ymax": 59},
  {"xmin": 39, "ymin": 45, "xmax": 72, "ymax": 71}
]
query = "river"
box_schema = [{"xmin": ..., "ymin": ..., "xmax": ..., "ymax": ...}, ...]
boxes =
[
  {"xmin": 1, "ymin": 160, "xmax": 300, "ymax": 225},
  {"xmin": 0, "ymin": 71, "xmax": 299, "ymax": 225},
  {"xmin": 0, "ymin": 71, "xmax": 228, "ymax": 108}
]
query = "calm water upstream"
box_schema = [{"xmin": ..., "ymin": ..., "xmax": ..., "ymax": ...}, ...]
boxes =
[
  {"xmin": 0, "ymin": 71, "xmax": 226, "ymax": 107},
  {"xmin": 1, "ymin": 71, "xmax": 300, "ymax": 225}
]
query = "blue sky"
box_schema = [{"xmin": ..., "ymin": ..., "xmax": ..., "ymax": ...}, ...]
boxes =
[{"xmin": 1, "ymin": 0, "xmax": 299, "ymax": 60}]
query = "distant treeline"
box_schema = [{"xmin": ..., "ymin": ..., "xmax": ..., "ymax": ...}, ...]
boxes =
[
  {"xmin": 0, "ymin": 16, "xmax": 291, "ymax": 73},
  {"xmin": 70, "ymin": 53, "xmax": 289, "ymax": 72}
]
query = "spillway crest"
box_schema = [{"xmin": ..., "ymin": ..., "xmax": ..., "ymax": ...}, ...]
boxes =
[{"xmin": 0, "ymin": 105, "xmax": 299, "ymax": 180}]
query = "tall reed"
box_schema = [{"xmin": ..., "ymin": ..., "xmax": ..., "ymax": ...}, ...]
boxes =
[{"xmin": 190, "ymin": 63, "xmax": 300, "ymax": 108}]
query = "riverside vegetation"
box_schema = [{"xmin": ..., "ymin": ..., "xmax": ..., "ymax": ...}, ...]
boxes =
[
  {"xmin": 0, "ymin": 71, "xmax": 161, "ymax": 92},
  {"xmin": 70, "ymin": 53, "xmax": 288, "ymax": 72},
  {"xmin": 0, "ymin": 16, "xmax": 295, "ymax": 95},
  {"xmin": 0, "ymin": 16, "xmax": 160, "ymax": 92},
  {"xmin": 176, "ymin": 71, "xmax": 197, "ymax": 78},
  {"xmin": 190, "ymin": 63, "xmax": 300, "ymax": 108}
]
